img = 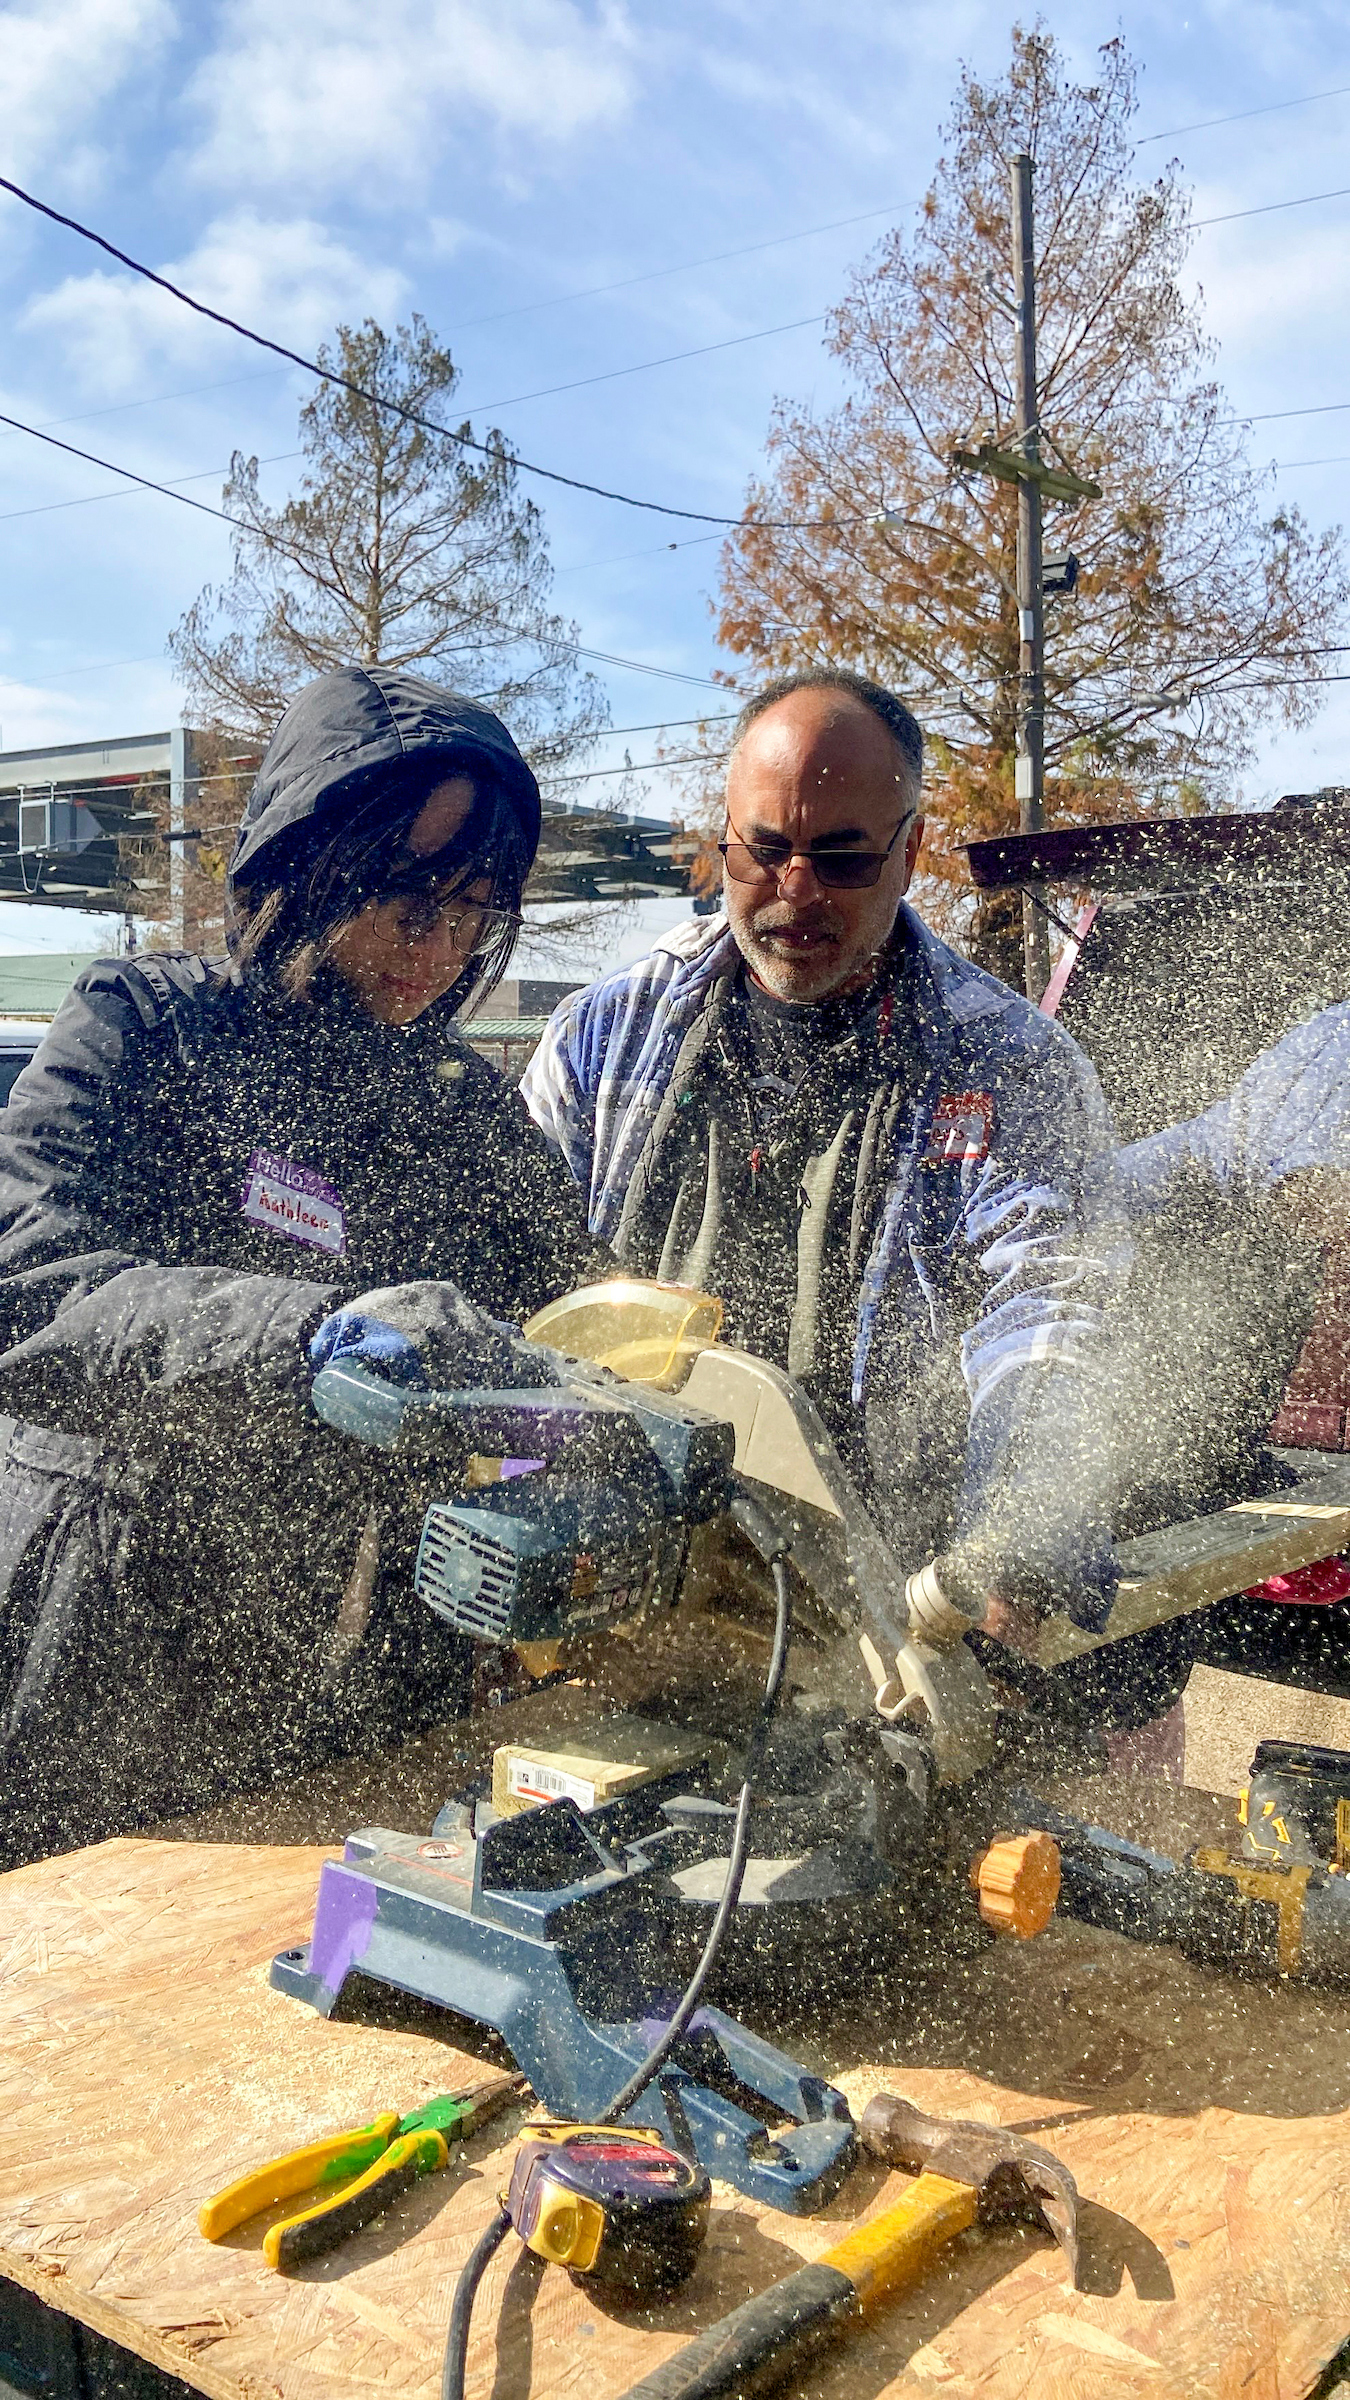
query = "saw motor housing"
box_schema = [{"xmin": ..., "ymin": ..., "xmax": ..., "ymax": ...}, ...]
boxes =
[{"xmin": 416, "ymin": 1477, "xmax": 693, "ymax": 1647}]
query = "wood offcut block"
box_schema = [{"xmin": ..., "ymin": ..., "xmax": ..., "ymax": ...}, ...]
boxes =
[
  {"xmin": 1037, "ymin": 1453, "xmax": 1350, "ymax": 1665},
  {"xmin": 491, "ymin": 1711, "xmax": 714, "ymax": 1814}
]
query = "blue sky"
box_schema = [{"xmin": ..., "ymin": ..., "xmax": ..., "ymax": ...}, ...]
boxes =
[{"xmin": 1, "ymin": 0, "xmax": 1349, "ymax": 960}]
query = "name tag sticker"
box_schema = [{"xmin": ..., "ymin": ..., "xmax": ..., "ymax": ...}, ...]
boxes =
[
  {"xmin": 242, "ymin": 1149, "xmax": 348, "ymax": 1256},
  {"xmin": 924, "ymin": 1091, "xmax": 994, "ymax": 1166}
]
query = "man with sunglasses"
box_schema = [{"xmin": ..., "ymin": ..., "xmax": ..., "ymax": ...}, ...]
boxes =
[{"xmin": 525, "ymin": 668, "xmax": 1120, "ymax": 1649}]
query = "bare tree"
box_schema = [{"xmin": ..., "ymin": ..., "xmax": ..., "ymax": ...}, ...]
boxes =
[
  {"xmin": 166, "ymin": 315, "xmax": 625, "ymax": 953},
  {"xmin": 170, "ymin": 315, "xmax": 608, "ymax": 785},
  {"xmin": 709, "ymin": 25, "xmax": 1348, "ymax": 976}
]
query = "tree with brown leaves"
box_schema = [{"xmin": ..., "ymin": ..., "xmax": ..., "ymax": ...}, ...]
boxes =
[{"xmin": 711, "ymin": 25, "xmax": 1347, "ymax": 980}]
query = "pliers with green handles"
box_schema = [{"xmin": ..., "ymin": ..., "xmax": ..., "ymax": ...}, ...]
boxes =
[{"xmin": 199, "ymin": 2077, "xmax": 525, "ymax": 2271}]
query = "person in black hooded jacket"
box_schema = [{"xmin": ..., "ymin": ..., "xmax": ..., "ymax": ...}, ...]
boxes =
[{"xmin": 0, "ymin": 667, "xmax": 606, "ymax": 1866}]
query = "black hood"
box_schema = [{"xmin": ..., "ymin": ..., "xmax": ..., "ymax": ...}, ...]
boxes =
[{"xmin": 229, "ymin": 667, "xmax": 543, "ymax": 891}]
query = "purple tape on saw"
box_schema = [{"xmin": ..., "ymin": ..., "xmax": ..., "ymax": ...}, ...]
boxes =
[
  {"xmin": 307, "ymin": 1866, "xmax": 378, "ymax": 1995},
  {"xmin": 640, "ymin": 2005, "xmax": 720, "ymax": 2046}
]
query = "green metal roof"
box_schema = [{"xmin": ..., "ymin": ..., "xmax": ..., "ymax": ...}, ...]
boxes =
[
  {"xmin": 0, "ymin": 960, "xmax": 560, "ymax": 1039},
  {"xmin": 0, "ymin": 953, "xmax": 103, "ymax": 1018},
  {"xmin": 464, "ymin": 1018, "xmax": 551, "ymax": 1041}
]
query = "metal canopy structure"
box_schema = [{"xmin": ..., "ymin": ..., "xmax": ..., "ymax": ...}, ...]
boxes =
[
  {"xmin": 0, "ymin": 730, "xmax": 178, "ymax": 911},
  {"xmin": 0, "ymin": 729, "xmax": 701, "ymax": 915},
  {"xmin": 531, "ymin": 797, "xmax": 697, "ymax": 904}
]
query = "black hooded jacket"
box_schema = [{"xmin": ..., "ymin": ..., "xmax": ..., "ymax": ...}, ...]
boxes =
[{"xmin": 0, "ymin": 669, "xmax": 600, "ymax": 1860}]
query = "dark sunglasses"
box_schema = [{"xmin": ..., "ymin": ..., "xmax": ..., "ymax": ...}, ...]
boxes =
[{"xmin": 718, "ymin": 814, "xmax": 911, "ymax": 891}]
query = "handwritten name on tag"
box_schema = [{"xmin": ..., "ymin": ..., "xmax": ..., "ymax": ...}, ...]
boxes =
[
  {"xmin": 923, "ymin": 1090, "xmax": 994, "ymax": 1166},
  {"xmin": 241, "ymin": 1149, "xmax": 348, "ymax": 1256}
]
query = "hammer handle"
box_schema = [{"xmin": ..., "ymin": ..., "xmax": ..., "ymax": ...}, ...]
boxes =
[{"xmin": 614, "ymin": 2172, "xmax": 978, "ymax": 2400}]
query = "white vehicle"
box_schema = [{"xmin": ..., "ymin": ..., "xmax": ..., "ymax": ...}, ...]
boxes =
[{"xmin": 0, "ymin": 1020, "xmax": 46, "ymax": 1106}]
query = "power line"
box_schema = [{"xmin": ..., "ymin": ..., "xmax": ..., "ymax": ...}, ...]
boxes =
[
  {"xmin": 1224, "ymin": 670, "xmax": 1350, "ymax": 692},
  {"xmin": 0, "ymin": 318, "xmax": 825, "ymax": 532},
  {"xmin": 554, "ymin": 533, "xmax": 721, "ymax": 576},
  {"xmin": 0, "ymin": 654, "xmax": 165, "ymax": 687},
  {"xmin": 0, "ymin": 400, "xmax": 735, "ymax": 692},
  {"xmin": 0, "ymin": 748, "xmax": 711, "ymax": 801},
  {"xmin": 571, "ymin": 645, "xmax": 726, "ymax": 689},
  {"xmin": 448, "ymin": 204, "xmax": 907, "ymax": 334},
  {"xmin": 0, "ymin": 449, "xmax": 300, "ymax": 526},
  {"xmin": 581, "ymin": 712, "xmax": 736, "ymax": 735},
  {"xmin": 0, "ymin": 321, "xmax": 815, "ymax": 535},
  {"xmin": 9, "ymin": 175, "xmax": 1350, "ymax": 727},
  {"xmin": 0, "ymin": 395, "xmax": 766, "ymax": 541},
  {"xmin": 1138, "ymin": 83, "xmax": 1350, "ymax": 145},
  {"xmin": 235, "ymin": 90, "xmax": 1350, "ymax": 366},
  {"xmin": 546, "ymin": 659, "xmax": 1350, "ymax": 743},
  {"xmin": 0, "ymin": 173, "xmax": 790, "ymax": 531},
  {"xmin": 21, "ymin": 367, "xmax": 286, "ymax": 438},
  {"xmin": 1249, "ymin": 400, "xmax": 1350, "ymax": 425},
  {"xmin": 0, "ymin": 406, "xmax": 256, "ymax": 534},
  {"xmin": 461, "ymin": 315, "xmax": 825, "ymax": 418},
  {"xmin": 1193, "ymin": 181, "xmax": 1350, "ymax": 231},
  {"xmin": 5, "ymin": 167, "xmax": 1349, "ymax": 544},
  {"xmin": 3, "ymin": 88, "xmax": 1330, "ymax": 463},
  {"xmin": 552, "ymin": 751, "xmax": 709, "ymax": 784},
  {"xmin": 448, "ymin": 91, "xmax": 1350, "ymax": 326}
]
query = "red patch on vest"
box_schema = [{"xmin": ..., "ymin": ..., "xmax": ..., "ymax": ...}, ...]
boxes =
[{"xmin": 924, "ymin": 1090, "xmax": 994, "ymax": 1165}]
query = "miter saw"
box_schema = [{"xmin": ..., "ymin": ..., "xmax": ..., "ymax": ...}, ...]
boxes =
[{"xmin": 272, "ymin": 1279, "xmax": 1080, "ymax": 2205}]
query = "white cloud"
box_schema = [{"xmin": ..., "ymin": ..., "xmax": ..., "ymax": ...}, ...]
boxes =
[
  {"xmin": 22, "ymin": 211, "xmax": 409, "ymax": 393},
  {"xmin": 0, "ymin": 0, "xmax": 174, "ymax": 181},
  {"xmin": 0, "ymin": 665, "xmax": 155, "ymax": 756},
  {"xmin": 425, "ymin": 218, "xmax": 480, "ymax": 262},
  {"xmin": 187, "ymin": 0, "xmax": 636, "ymax": 199}
]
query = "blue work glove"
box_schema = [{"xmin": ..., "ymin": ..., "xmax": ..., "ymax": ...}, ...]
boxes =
[
  {"xmin": 309, "ymin": 1311, "xmax": 430, "ymax": 1388},
  {"xmin": 309, "ymin": 1280, "xmax": 566, "ymax": 1395}
]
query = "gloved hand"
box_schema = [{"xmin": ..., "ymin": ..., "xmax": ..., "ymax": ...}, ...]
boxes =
[{"xmin": 309, "ymin": 1281, "xmax": 566, "ymax": 1395}]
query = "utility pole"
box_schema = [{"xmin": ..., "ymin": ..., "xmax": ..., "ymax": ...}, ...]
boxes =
[
  {"xmin": 951, "ymin": 154, "xmax": 1100, "ymax": 1005},
  {"xmin": 1010, "ymin": 154, "xmax": 1049, "ymax": 1004},
  {"xmin": 168, "ymin": 725, "xmax": 198, "ymax": 950}
]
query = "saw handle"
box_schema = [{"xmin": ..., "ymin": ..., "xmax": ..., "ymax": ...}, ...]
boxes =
[
  {"xmin": 311, "ymin": 1360, "xmax": 600, "ymax": 1461},
  {"xmin": 612, "ymin": 2172, "xmax": 977, "ymax": 2400}
]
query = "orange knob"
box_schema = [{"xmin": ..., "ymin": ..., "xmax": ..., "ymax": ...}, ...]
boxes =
[{"xmin": 971, "ymin": 1831, "xmax": 1061, "ymax": 1938}]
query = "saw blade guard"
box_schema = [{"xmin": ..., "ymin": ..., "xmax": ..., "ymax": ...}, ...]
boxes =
[
  {"xmin": 524, "ymin": 1278, "xmax": 724, "ymax": 1392},
  {"xmin": 529, "ymin": 1279, "xmax": 1003, "ymax": 1780}
]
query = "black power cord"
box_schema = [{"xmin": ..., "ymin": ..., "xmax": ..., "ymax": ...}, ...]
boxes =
[
  {"xmin": 441, "ymin": 2207, "xmax": 516, "ymax": 2400},
  {"xmin": 441, "ymin": 1488, "xmax": 792, "ymax": 2400}
]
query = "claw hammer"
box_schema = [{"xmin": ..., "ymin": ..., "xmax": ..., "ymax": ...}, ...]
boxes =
[{"xmin": 615, "ymin": 2090, "xmax": 1081, "ymax": 2400}]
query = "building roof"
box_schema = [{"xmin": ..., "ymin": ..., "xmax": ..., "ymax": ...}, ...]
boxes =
[
  {"xmin": 463, "ymin": 1018, "xmax": 551, "ymax": 1041},
  {"xmin": 0, "ymin": 954, "xmax": 104, "ymax": 1017}
]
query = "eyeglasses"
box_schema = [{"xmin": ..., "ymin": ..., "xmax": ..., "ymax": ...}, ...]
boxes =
[
  {"xmin": 367, "ymin": 891, "xmax": 522, "ymax": 951},
  {"xmin": 718, "ymin": 814, "xmax": 911, "ymax": 891}
]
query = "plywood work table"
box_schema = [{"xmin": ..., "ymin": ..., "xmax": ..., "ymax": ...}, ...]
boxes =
[{"xmin": 5, "ymin": 1721, "xmax": 1350, "ymax": 2400}]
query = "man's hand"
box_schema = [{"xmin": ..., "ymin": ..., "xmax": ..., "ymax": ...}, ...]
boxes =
[{"xmin": 982, "ymin": 1592, "xmax": 1043, "ymax": 1655}]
